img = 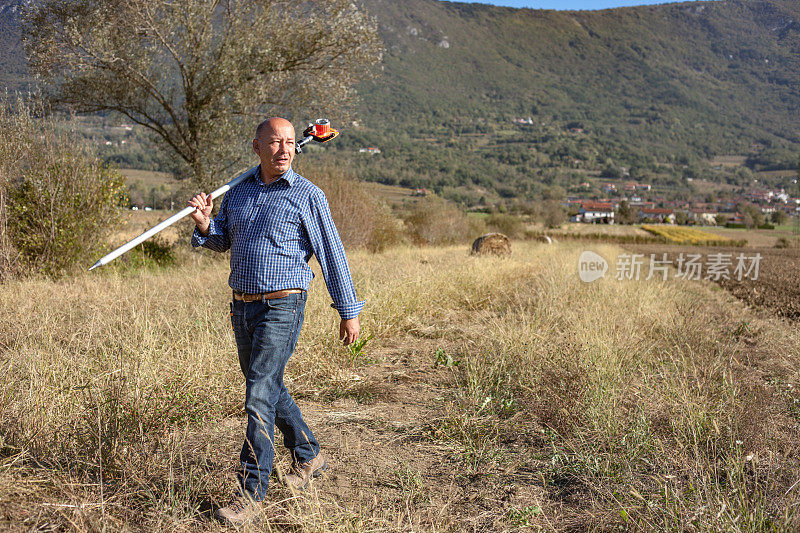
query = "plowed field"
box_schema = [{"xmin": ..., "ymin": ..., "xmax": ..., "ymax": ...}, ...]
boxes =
[{"xmin": 630, "ymin": 245, "xmax": 800, "ymax": 319}]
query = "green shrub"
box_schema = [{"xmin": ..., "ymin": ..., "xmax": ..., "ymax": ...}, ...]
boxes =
[
  {"xmin": 1, "ymin": 97, "xmax": 127, "ymax": 278},
  {"xmin": 541, "ymin": 199, "xmax": 566, "ymax": 229},
  {"xmin": 118, "ymin": 237, "xmax": 176, "ymax": 270},
  {"xmin": 485, "ymin": 213, "xmax": 526, "ymax": 238}
]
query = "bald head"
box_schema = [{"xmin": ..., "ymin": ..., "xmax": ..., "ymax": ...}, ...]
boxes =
[
  {"xmin": 255, "ymin": 117, "xmax": 294, "ymax": 140},
  {"xmin": 253, "ymin": 117, "xmax": 296, "ymax": 183}
]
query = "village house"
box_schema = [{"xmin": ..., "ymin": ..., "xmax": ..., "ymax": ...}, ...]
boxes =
[
  {"xmin": 769, "ymin": 189, "xmax": 790, "ymax": 203},
  {"xmin": 623, "ymin": 181, "xmax": 651, "ymax": 193},
  {"xmin": 573, "ymin": 202, "xmax": 616, "ymax": 224},
  {"xmin": 638, "ymin": 207, "xmax": 676, "ymax": 224},
  {"xmin": 726, "ymin": 213, "xmax": 745, "ymax": 225},
  {"xmin": 688, "ymin": 209, "xmax": 718, "ymax": 225}
]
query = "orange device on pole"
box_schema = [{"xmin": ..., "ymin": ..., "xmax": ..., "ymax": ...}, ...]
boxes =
[{"xmin": 300, "ymin": 119, "xmax": 339, "ymax": 147}]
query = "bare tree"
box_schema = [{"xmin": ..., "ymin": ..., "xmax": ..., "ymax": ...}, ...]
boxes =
[{"xmin": 23, "ymin": 0, "xmax": 382, "ymax": 190}]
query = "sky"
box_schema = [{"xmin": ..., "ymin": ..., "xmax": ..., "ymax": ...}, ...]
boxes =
[{"xmin": 451, "ymin": 1, "xmax": 712, "ymax": 10}]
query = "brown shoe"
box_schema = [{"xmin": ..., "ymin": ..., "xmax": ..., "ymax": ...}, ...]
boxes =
[
  {"xmin": 284, "ymin": 453, "xmax": 328, "ymax": 490},
  {"xmin": 214, "ymin": 494, "xmax": 262, "ymax": 526}
]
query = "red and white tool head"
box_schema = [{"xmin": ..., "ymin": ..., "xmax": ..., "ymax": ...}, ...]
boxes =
[{"xmin": 296, "ymin": 119, "xmax": 339, "ymax": 153}]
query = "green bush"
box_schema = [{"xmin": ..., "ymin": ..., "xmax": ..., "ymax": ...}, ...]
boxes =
[
  {"xmin": 121, "ymin": 237, "xmax": 176, "ymax": 270},
  {"xmin": 1, "ymin": 97, "xmax": 126, "ymax": 278},
  {"xmin": 485, "ymin": 213, "xmax": 526, "ymax": 238}
]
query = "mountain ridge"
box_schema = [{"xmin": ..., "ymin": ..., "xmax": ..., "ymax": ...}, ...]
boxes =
[
  {"xmin": 359, "ymin": 0, "xmax": 799, "ymax": 143},
  {"xmin": 333, "ymin": 0, "xmax": 800, "ymax": 200}
]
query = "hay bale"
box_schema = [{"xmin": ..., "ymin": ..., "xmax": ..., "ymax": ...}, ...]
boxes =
[{"xmin": 471, "ymin": 233, "xmax": 511, "ymax": 256}]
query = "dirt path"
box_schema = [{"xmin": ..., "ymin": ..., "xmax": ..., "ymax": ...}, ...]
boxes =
[
  {"xmin": 191, "ymin": 337, "xmax": 471, "ymax": 530},
  {"xmin": 189, "ymin": 326, "xmax": 550, "ymax": 532}
]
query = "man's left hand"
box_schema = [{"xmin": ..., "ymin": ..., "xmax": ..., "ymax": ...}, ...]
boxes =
[{"xmin": 340, "ymin": 317, "xmax": 360, "ymax": 346}]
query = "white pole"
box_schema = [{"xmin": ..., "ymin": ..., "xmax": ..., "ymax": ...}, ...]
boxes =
[{"xmin": 89, "ymin": 165, "xmax": 259, "ymax": 270}]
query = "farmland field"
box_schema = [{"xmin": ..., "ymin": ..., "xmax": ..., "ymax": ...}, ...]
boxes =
[
  {"xmin": 640, "ymin": 224, "xmax": 743, "ymax": 246},
  {"xmin": 553, "ymin": 223, "xmax": 650, "ymax": 237},
  {"xmin": 118, "ymin": 169, "xmax": 177, "ymax": 189},
  {"xmin": 1, "ymin": 242, "xmax": 799, "ymax": 531},
  {"xmin": 630, "ymin": 244, "xmax": 800, "ymax": 320},
  {"xmin": 701, "ymin": 226, "xmax": 798, "ymax": 248},
  {"xmin": 111, "ymin": 209, "xmax": 187, "ymax": 245}
]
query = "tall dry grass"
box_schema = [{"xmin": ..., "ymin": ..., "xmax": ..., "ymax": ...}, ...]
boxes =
[
  {"xmin": 295, "ymin": 161, "xmax": 404, "ymax": 253},
  {"xmin": 0, "ymin": 180, "xmax": 14, "ymax": 281},
  {"xmin": 403, "ymin": 196, "xmax": 486, "ymax": 246},
  {"xmin": 1, "ymin": 242, "xmax": 798, "ymax": 530},
  {"xmin": 436, "ymin": 245, "xmax": 800, "ymax": 529}
]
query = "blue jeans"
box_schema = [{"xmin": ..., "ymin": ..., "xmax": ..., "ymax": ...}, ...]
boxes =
[{"xmin": 230, "ymin": 292, "xmax": 319, "ymax": 500}]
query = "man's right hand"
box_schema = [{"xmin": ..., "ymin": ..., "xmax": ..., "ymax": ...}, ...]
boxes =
[{"xmin": 188, "ymin": 192, "xmax": 213, "ymax": 235}]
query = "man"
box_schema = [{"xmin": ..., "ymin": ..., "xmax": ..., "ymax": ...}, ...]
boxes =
[{"xmin": 188, "ymin": 117, "xmax": 363, "ymax": 525}]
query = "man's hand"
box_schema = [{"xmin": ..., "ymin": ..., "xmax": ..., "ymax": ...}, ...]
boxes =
[
  {"xmin": 188, "ymin": 193, "xmax": 213, "ymax": 235},
  {"xmin": 340, "ymin": 317, "xmax": 360, "ymax": 346}
]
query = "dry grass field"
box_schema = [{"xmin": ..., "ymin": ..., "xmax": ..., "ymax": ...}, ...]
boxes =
[
  {"xmin": 111, "ymin": 209, "xmax": 188, "ymax": 246},
  {"xmin": 700, "ymin": 227, "xmax": 796, "ymax": 248},
  {"xmin": 553, "ymin": 223, "xmax": 650, "ymax": 237},
  {"xmin": 1, "ymin": 242, "xmax": 799, "ymax": 531},
  {"xmin": 118, "ymin": 169, "xmax": 178, "ymax": 190}
]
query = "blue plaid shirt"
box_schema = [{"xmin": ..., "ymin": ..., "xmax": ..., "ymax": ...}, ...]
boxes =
[{"xmin": 191, "ymin": 167, "xmax": 364, "ymax": 320}]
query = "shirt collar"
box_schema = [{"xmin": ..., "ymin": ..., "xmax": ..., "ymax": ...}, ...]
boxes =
[
  {"xmin": 282, "ymin": 167, "xmax": 297, "ymax": 186},
  {"xmin": 254, "ymin": 165, "xmax": 296, "ymax": 187}
]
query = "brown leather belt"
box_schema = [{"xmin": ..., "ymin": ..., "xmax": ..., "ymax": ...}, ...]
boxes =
[{"xmin": 233, "ymin": 289, "xmax": 303, "ymax": 302}]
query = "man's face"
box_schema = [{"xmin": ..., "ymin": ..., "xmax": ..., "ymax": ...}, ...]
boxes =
[{"xmin": 253, "ymin": 120, "xmax": 295, "ymax": 180}]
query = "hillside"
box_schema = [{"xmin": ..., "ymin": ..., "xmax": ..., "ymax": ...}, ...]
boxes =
[
  {"xmin": 2, "ymin": 0, "xmax": 799, "ymax": 203},
  {"xmin": 332, "ymin": 0, "xmax": 800, "ymax": 201},
  {"xmin": 359, "ymin": 0, "xmax": 800, "ymax": 149}
]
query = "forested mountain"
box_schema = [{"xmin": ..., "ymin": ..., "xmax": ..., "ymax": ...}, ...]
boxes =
[
  {"xmin": 2, "ymin": 0, "xmax": 799, "ymax": 203},
  {"xmin": 335, "ymin": 0, "xmax": 800, "ymax": 202},
  {"xmin": 360, "ymin": 0, "xmax": 799, "ymax": 150}
]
